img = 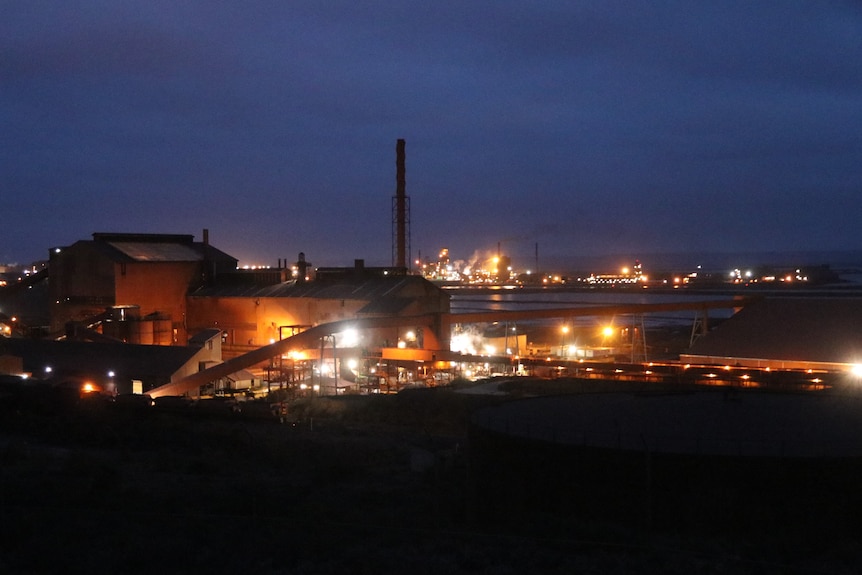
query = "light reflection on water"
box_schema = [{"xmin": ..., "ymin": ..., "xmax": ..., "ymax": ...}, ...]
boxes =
[{"xmin": 449, "ymin": 289, "xmax": 737, "ymax": 326}]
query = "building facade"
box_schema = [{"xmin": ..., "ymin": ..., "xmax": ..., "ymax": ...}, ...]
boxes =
[
  {"xmin": 187, "ymin": 260, "xmax": 451, "ymax": 358},
  {"xmin": 49, "ymin": 232, "xmax": 237, "ymax": 344}
]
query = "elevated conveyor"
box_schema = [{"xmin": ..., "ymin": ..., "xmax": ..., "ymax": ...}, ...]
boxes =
[{"xmin": 148, "ymin": 297, "xmax": 755, "ymax": 398}]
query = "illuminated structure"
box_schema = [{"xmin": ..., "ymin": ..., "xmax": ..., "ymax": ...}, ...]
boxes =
[
  {"xmin": 187, "ymin": 259, "xmax": 450, "ymax": 359},
  {"xmin": 419, "ymin": 248, "xmax": 517, "ymax": 284},
  {"xmin": 48, "ymin": 231, "xmax": 237, "ymax": 344},
  {"xmin": 586, "ymin": 260, "xmax": 647, "ymax": 285}
]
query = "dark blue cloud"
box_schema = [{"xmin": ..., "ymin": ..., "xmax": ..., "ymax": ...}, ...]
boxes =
[{"xmin": 2, "ymin": 1, "xmax": 861, "ymax": 269}]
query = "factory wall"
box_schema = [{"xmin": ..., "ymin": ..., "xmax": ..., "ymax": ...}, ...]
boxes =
[
  {"xmin": 187, "ymin": 293, "xmax": 448, "ymax": 359},
  {"xmin": 113, "ymin": 261, "xmax": 201, "ymax": 344},
  {"xmin": 186, "ymin": 296, "xmax": 371, "ymax": 357},
  {"xmin": 48, "ymin": 242, "xmax": 116, "ymax": 332}
]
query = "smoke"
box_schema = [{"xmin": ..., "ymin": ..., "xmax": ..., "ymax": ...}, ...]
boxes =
[
  {"xmin": 450, "ymin": 324, "xmax": 486, "ymax": 354},
  {"xmin": 451, "ymin": 250, "xmax": 500, "ymax": 277}
]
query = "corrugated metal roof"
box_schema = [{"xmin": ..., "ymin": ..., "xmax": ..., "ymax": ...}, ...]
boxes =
[
  {"xmin": 688, "ymin": 297, "xmax": 862, "ymax": 364},
  {"xmin": 108, "ymin": 241, "xmax": 205, "ymax": 262},
  {"xmin": 357, "ymin": 297, "xmax": 414, "ymax": 315},
  {"xmin": 188, "ymin": 328, "xmax": 223, "ymax": 346},
  {"xmin": 190, "ymin": 275, "xmax": 429, "ymax": 301},
  {"xmin": 3, "ymin": 338, "xmax": 199, "ymax": 380}
]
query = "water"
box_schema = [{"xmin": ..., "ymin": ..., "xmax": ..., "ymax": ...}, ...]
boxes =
[
  {"xmin": 448, "ymin": 248, "xmax": 862, "ymax": 329},
  {"xmin": 449, "ymin": 288, "xmax": 736, "ymax": 328}
]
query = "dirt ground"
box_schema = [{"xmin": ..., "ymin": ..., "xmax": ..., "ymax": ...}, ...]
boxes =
[{"xmin": 1, "ymin": 383, "xmax": 860, "ymax": 574}]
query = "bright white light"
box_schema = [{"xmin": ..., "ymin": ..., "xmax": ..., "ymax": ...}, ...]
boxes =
[
  {"xmin": 339, "ymin": 328, "xmax": 359, "ymax": 348},
  {"xmin": 107, "ymin": 371, "xmax": 115, "ymax": 378},
  {"xmin": 851, "ymin": 364, "xmax": 862, "ymax": 378},
  {"xmin": 347, "ymin": 359, "xmax": 358, "ymax": 370}
]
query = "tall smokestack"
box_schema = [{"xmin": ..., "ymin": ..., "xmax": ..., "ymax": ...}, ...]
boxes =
[{"xmin": 393, "ymin": 138, "xmax": 410, "ymax": 269}]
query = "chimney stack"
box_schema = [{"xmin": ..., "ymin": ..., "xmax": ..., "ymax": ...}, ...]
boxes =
[{"xmin": 393, "ymin": 139, "xmax": 409, "ymax": 269}]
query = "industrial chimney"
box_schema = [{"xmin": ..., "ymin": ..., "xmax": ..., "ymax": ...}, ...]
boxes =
[{"xmin": 392, "ymin": 139, "xmax": 410, "ymax": 270}]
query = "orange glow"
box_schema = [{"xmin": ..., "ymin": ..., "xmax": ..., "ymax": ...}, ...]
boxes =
[{"xmin": 82, "ymin": 382, "xmax": 97, "ymax": 393}]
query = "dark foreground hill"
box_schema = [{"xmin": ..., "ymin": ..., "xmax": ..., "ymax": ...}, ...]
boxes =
[{"xmin": 1, "ymin": 381, "xmax": 860, "ymax": 574}]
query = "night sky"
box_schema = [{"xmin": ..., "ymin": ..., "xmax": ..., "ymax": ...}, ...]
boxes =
[{"xmin": 4, "ymin": 2, "xmax": 862, "ymax": 271}]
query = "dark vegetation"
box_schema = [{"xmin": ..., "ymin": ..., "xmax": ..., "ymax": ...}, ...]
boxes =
[{"xmin": 1, "ymin": 378, "xmax": 861, "ymax": 574}]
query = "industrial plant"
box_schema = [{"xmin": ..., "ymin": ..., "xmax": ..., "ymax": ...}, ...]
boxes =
[
  {"xmin": 2, "ymin": 140, "xmax": 862, "ymax": 400},
  {"xmin": 3, "ymin": 140, "xmax": 862, "ymax": 574}
]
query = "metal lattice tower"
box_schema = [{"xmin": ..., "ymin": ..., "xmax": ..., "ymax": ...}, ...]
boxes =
[{"xmin": 630, "ymin": 314, "xmax": 648, "ymax": 363}]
